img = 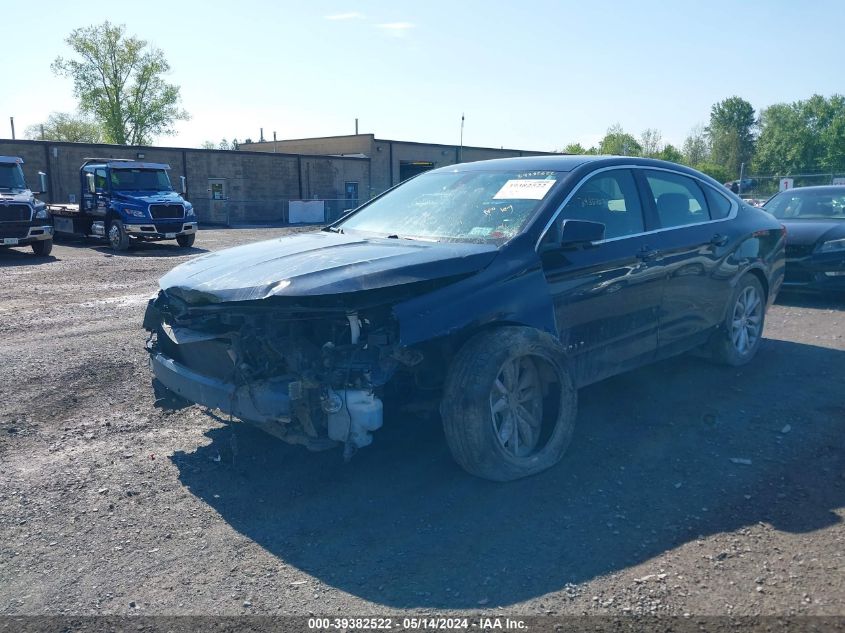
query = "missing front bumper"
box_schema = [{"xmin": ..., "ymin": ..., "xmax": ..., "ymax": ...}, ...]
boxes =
[{"xmin": 150, "ymin": 352, "xmax": 292, "ymax": 424}]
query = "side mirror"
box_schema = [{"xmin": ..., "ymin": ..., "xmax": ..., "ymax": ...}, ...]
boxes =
[
  {"xmin": 559, "ymin": 219, "xmax": 605, "ymax": 247},
  {"xmin": 86, "ymin": 172, "xmax": 96, "ymax": 194},
  {"xmin": 179, "ymin": 176, "xmax": 187, "ymax": 195},
  {"xmin": 37, "ymin": 172, "xmax": 48, "ymax": 195}
]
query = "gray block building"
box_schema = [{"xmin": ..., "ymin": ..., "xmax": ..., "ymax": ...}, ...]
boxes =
[{"xmin": 0, "ymin": 134, "xmax": 553, "ymax": 225}]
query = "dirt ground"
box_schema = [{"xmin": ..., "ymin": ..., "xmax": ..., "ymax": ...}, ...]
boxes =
[{"xmin": 0, "ymin": 228, "xmax": 843, "ymax": 617}]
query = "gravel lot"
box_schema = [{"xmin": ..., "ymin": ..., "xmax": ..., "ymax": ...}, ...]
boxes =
[{"xmin": 1, "ymin": 228, "xmax": 843, "ymax": 617}]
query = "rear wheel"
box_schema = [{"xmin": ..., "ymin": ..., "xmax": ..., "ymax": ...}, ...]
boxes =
[
  {"xmin": 441, "ymin": 327, "xmax": 577, "ymax": 481},
  {"xmin": 176, "ymin": 233, "xmax": 195, "ymax": 248},
  {"xmin": 107, "ymin": 219, "xmax": 130, "ymax": 251},
  {"xmin": 709, "ymin": 273, "xmax": 766, "ymax": 366},
  {"xmin": 31, "ymin": 239, "xmax": 52, "ymax": 257}
]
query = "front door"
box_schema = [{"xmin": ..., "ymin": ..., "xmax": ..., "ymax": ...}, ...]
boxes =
[
  {"xmin": 540, "ymin": 168, "xmax": 663, "ymax": 387},
  {"xmin": 208, "ymin": 178, "xmax": 227, "ymax": 224}
]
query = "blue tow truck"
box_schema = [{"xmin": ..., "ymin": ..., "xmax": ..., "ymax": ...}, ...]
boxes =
[
  {"xmin": 47, "ymin": 158, "xmax": 197, "ymax": 251},
  {"xmin": 0, "ymin": 156, "xmax": 54, "ymax": 257}
]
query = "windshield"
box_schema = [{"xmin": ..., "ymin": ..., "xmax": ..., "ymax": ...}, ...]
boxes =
[
  {"xmin": 110, "ymin": 168, "xmax": 172, "ymax": 191},
  {"xmin": 0, "ymin": 163, "xmax": 27, "ymax": 190},
  {"xmin": 337, "ymin": 169, "xmax": 561, "ymax": 243},
  {"xmin": 764, "ymin": 190, "xmax": 845, "ymax": 220}
]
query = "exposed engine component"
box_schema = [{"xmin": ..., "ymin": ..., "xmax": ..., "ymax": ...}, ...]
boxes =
[{"xmin": 147, "ymin": 293, "xmax": 413, "ymax": 456}]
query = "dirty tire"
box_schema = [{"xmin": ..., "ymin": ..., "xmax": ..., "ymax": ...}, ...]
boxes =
[
  {"xmin": 176, "ymin": 233, "xmax": 195, "ymax": 248},
  {"xmin": 107, "ymin": 219, "xmax": 130, "ymax": 251},
  {"xmin": 709, "ymin": 273, "xmax": 766, "ymax": 366},
  {"xmin": 31, "ymin": 239, "xmax": 52, "ymax": 257},
  {"xmin": 441, "ymin": 326, "xmax": 577, "ymax": 481}
]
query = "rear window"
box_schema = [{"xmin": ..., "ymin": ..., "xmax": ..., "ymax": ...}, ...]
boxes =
[{"xmin": 644, "ymin": 170, "xmax": 710, "ymax": 228}]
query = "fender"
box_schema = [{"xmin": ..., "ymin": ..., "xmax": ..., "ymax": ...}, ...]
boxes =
[{"xmin": 393, "ymin": 255, "xmax": 557, "ymax": 347}]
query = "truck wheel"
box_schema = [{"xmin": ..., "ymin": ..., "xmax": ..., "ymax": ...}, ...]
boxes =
[
  {"xmin": 441, "ymin": 326, "xmax": 577, "ymax": 481},
  {"xmin": 708, "ymin": 273, "xmax": 766, "ymax": 366},
  {"xmin": 107, "ymin": 219, "xmax": 130, "ymax": 251},
  {"xmin": 31, "ymin": 239, "xmax": 53, "ymax": 257},
  {"xmin": 176, "ymin": 233, "xmax": 195, "ymax": 248}
]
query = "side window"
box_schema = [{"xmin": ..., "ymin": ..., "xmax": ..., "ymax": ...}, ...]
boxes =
[
  {"xmin": 704, "ymin": 186, "xmax": 733, "ymax": 219},
  {"xmin": 645, "ymin": 170, "xmax": 710, "ymax": 227},
  {"xmin": 559, "ymin": 169, "xmax": 644, "ymax": 239},
  {"xmin": 95, "ymin": 168, "xmax": 107, "ymax": 191}
]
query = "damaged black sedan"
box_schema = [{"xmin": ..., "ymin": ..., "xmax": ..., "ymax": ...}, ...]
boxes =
[{"xmin": 144, "ymin": 156, "xmax": 785, "ymax": 481}]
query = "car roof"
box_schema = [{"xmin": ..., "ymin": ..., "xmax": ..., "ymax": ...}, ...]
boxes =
[
  {"xmin": 0, "ymin": 156, "xmax": 23, "ymax": 165},
  {"xmin": 430, "ymin": 154, "xmax": 714, "ymax": 177},
  {"xmin": 773, "ymin": 185, "xmax": 845, "ymax": 195}
]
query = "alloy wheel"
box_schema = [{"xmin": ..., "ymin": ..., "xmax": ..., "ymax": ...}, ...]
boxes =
[
  {"xmin": 731, "ymin": 285, "xmax": 762, "ymax": 355},
  {"xmin": 489, "ymin": 356, "xmax": 544, "ymax": 458}
]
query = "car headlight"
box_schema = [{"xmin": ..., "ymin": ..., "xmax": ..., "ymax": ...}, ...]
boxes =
[
  {"xmin": 817, "ymin": 238, "xmax": 845, "ymax": 253},
  {"xmin": 125, "ymin": 208, "xmax": 147, "ymax": 218},
  {"xmin": 34, "ymin": 205, "xmax": 49, "ymax": 220},
  {"xmin": 185, "ymin": 204, "xmax": 196, "ymax": 218}
]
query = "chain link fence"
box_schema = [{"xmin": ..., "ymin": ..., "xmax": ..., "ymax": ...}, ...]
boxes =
[{"xmin": 735, "ymin": 173, "xmax": 845, "ymax": 204}]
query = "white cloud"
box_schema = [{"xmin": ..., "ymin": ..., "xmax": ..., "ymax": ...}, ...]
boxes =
[
  {"xmin": 375, "ymin": 22, "xmax": 414, "ymax": 37},
  {"xmin": 325, "ymin": 12, "xmax": 364, "ymax": 20}
]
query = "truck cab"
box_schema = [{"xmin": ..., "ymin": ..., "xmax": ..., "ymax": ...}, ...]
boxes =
[
  {"xmin": 0, "ymin": 156, "xmax": 54, "ymax": 257},
  {"xmin": 49, "ymin": 158, "xmax": 197, "ymax": 250}
]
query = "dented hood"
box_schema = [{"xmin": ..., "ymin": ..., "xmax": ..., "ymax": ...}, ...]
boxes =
[{"xmin": 159, "ymin": 230, "xmax": 499, "ymax": 304}]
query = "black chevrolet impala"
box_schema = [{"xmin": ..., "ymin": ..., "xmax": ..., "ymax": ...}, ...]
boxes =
[
  {"xmin": 144, "ymin": 156, "xmax": 785, "ymax": 481},
  {"xmin": 762, "ymin": 185, "xmax": 845, "ymax": 292}
]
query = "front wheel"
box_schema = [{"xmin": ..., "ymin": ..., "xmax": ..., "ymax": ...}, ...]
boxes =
[
  {"xmin": 176, "ymin": 233, "xmax": 195, "ymax": 248},
  {"xmin": 31, "ymin": 239, "xmax": 53, "ymax": 257},
  {"xmin": 441, "ymin": 327, "xmax": 577, "ymax": 481},
  {"xmin": 107, "ymin": 219, "xmax": 130, "ymax": 251},
  {"xmin": 709, "ymin": 273, "xmax": 766, "ymax": 366}
]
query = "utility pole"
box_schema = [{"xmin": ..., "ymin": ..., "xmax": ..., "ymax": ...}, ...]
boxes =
[
  {"xmin": 355, "ymin": 118, "xmax": 359, "ymax": 135},
  {"xmin": 458, "ymin": 113, "xmax": 464, "ymax": 163},
  {"xmin": 9, "ymin": 117, "xmax": 15, "ymax": 140},
  {"xmin": 739, "ymin": 162, "xmax": 745, "ymax": 195},
  {"xmin": 273, "ymin": 131, "xmax": 277, "ymax": 153},
  {"xmin": 260, "ymin": 127, "xmax": 265, "ymax": 143}
]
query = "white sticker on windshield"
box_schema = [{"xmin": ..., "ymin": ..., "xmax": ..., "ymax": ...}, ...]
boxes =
[{"xmin": 493, "ymin": 179, "xmax": 556, "ymax": 200}]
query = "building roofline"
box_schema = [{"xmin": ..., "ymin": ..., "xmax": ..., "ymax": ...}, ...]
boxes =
[
  {"xmin": 239, "ymin": 133, "xmax": 555, "ymax": 155},
  {"xmin": 0, "ymin": 138, "xmax": 370, "ymax": 162}
]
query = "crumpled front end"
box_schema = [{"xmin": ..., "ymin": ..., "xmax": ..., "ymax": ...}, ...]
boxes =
[{"xmin": 143, "ymin": 290, "xmax": 423, "ymax": 453}]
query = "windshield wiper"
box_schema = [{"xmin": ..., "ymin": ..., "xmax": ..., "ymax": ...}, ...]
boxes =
[{"xmin": 324, "ymin": 225, "xmax": 344, "ymax": 234}]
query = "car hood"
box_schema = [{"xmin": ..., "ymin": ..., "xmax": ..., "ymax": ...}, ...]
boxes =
[
  {"xmin": 159, "ymin": 231, "xmax": 499, "ymax": 304},
  {"xmin": 112, "ymin": 190, "xmax": 185, "ymax": 205},
  {"xmin": 0, "ymin": 190, "xmax": 35, "ymax": 205},
  {"xmin": 782, "ymin": 219, "xmax": 845, "ymax": 247}
]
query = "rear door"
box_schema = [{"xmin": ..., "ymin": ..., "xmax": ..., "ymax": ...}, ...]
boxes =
[
  {"xmin": 638, "ymin": 169, "xmax": 736, "ymax": 353},
  {"xmin": 540, "ymin": 168, "xmax": 664, "ymax": 386}
]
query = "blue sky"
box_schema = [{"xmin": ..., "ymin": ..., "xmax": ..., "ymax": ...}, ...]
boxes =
[{"xmin": 2, "ymin": 0, "xmax": 843, "ymax": 151}]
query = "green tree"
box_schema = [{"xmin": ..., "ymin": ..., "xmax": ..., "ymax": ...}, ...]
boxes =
[
  {"xmin": 755, "ymin": 94, "xmax": 845, "ymax": 174},
  {"xmin": 599, "ymin": 124, "xmax": 642, "ymax": 156},
  {"xmin": 561, "ymin": 142, "xmax": 586, "ymax": 154},
  {"xmin": 52, "ymin": 21, "xmax": 188, "ymax": 145},
  {"xmin": 24, "ymin": 112, "xmax": 102, "ymax": 143},
  {"xmin": 707, "ymin": 96, "xmax": 756, "ymax": 177},
  {"xmin": 659, "ymin": 144, "xmax": 683, "ymax": 164},
  {"xmin": 696, "ymin": 162, "xmax": 731, "ymax": 184},
  {"xmin": 639, "ymin": 128, "xmax": 663, "ymax": 157},
  {"xmin": 200, "ymin": 141, "xmax": 216, "ymax": 149},
  {"xmin": 681, "ymin": 124, "xmax": 709, "ymax": 166}
]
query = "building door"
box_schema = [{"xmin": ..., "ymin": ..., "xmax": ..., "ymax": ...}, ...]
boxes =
[
  {"xmin": 208, "ymin": 178, "xmax": 227, "ymax": 224},
  {"xmin": 344, "ymin": 181, "xmax": 359, "ymax": 210}
]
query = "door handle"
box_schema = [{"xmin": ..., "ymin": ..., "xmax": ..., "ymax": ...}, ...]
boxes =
[
  {"xmin": 710, "ymin": 233, "xmax": 729, "ymax": 247},
  {"xmin": 637, "ymin": 247, "xmax": 660, "ymax": 261}
]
